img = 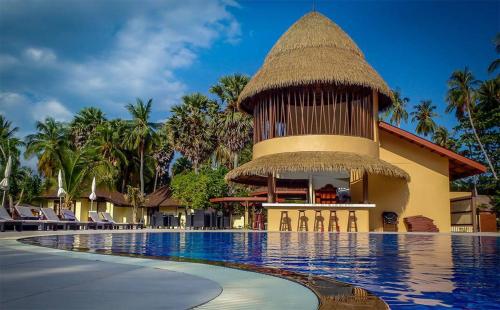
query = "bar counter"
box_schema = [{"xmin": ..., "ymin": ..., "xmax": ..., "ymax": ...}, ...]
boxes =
[{"xmin": 263, "ymin": 203, "xmax": 374, "ymax": 232}]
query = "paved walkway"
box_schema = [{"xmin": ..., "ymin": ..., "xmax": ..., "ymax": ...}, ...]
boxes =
[{"xmin": 0, "ymin": 231, "xmax": 319, "ymax": 310}]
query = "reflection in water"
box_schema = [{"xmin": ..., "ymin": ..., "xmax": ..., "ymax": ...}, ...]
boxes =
[{"xmin": 24, "ymin": 232, "xmax": 500, "ymax": 309}]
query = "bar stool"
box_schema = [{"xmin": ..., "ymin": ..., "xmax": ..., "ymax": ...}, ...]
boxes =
[
  {"xmin": 313, "ymin": 210, "xmax": 324, "ymax": 232},
  {"xmin": 328, "ymin": 210, "xmax": 339, "ymax": 232},
  {"xmin": 297, "ymin": 210, "xmax": 308, "ymax": 231},
  {"xmin": 347, "ymin": 210, "xmax": 358, "ymax": 232},
  {"xmin": 254, "ymin": 212, "xmax": 264, "ymax": 230},
  {"xmin": 279, "ymin": 211, "xmax": 290, "ymax": 231}
]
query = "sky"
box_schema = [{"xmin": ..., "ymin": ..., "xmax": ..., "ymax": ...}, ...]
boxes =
[{"xmin": 0, "ymin": 0, "xmax": 498, "ymax": 141}]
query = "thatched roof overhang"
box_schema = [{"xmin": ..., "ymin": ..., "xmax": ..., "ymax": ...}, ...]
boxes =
[
  {"xmin": 238, "ymin": 12, "xmax": 392, "ymax": 114},
  {"xmin": 226, "ymin": 151, "xmax": 410, "ymax": 185}
]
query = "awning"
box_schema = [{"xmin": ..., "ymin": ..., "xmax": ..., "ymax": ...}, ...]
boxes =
[{"xmin": 226, "ymin": 151, "xmax": 410, "ymax": 185}]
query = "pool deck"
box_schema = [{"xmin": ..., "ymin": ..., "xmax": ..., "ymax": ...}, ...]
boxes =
[{"xmin": 0, "ymin": 230, "xmax": 319, "ymax": 310}]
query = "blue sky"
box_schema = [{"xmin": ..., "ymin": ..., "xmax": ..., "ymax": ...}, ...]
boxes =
[{"xmin": 0, "ymin": 0, "xmax": 498, "ymax": 141}]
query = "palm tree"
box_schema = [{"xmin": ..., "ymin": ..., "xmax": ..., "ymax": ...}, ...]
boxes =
[
  {"xmin": 70, "ymin": 107, "xmax": 106, "ymax": 148},
  {"xmin": 209, "ymin": 74, "xmax": 250, "ymax": 112},
  {"xmin": 59, "ymin": 147, "xmax": 96, "ymax": 210},
  {"xmin": 124, "ymin": 98, "xmax": 157, "ymax": 194},
  {"xmin": 446, "ymin": 68, "xmax": 497, "ymax": 180},
  {"xmin": 126, "ymin": 185, "xmax": 145, "ymax": 224},
  {"xmin": 92, "ymin": 121, "xmax": 129, "ymax": 188},
  {"xmin": 151, "ymin": 126, "xmax": 173, "ymax": 191},
  {"xmin": 410, "ymin": 100, "xmax": 438, "ymax": 137},
  {"xmin": 0, "ymin": 115, "xmax": 22, "ymax": 163},
  {"xmin": 210, "ymin": 74, "xmax": 252, "ymax": 168},
  {"xmin": 488, "ymin": 33, "xmax": 500, "ymax": 74},
  {"xmin": 432, "ymin": 126, "xmax": 457, "ymax": 150},
  {"xmin": 25, "ymin": 118, "xmax": 67, "ymax": 177},
  {"xmin": 386, "ymin": 88, "xmax": 409, "ymax": 127},
  {"xmin": 166, "ymin": 93, "xmax": 219, "ymax": 173}
]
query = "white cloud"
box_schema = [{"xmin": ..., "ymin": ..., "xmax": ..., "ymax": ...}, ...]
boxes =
[
  {"xmin": 24, "ymin": 47, "xmax": 57, "ymax": 63},
  {"xmin": 0, "ymin": 92, "xmax": 72, "ymax": 130},
  {"xmin": 31, "ymin": 99, "xmax": 72, "ymax": 122}
]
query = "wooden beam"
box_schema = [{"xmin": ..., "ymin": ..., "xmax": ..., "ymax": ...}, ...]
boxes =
[
  {"xmin": 363, "ymin": 171, "xmax": 369, "ymax": 203},
  {"xmin": 267, "ymin": 173, "xmax": 276, "ymax": 203}
]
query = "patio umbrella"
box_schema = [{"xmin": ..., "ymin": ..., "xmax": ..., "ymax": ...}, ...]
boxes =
[
  {"xmin": 89, "ymin": 177, "xmax": 96, "ymax": 211},
  {"xmin": 57, "ymin": 170, "xmax": 66, "ymax": 214},
  {"xmin": 0, "ymin": 156, "xmax": 12, "ymax": 208}
]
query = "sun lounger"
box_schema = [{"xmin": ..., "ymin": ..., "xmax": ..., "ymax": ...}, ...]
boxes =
[
  {"xmin": 15, "ymin": 205, "xmax": 58, "ymax": 231},
  {"xmin": 41, "ymin": 208, "xmax": 80, "ymax": 230},
  {"xmin": 99, "ymin": 212, "xmax": 131, "ymax": 229},
  {"xmin": 88, "ymin": 211, "xmax": 113, "ymax": 229},
  {"xmin": 61, "ymin": 209, "xmax": 95, "ymax": 230},
  {"xmin": 1, "ymin": 206, "xmax": 47, "ymax": 231}
]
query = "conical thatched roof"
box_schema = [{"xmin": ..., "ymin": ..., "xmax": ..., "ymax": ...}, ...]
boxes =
[
  {"xmin": 238, "ymin": 12, "xmax": 391, "ymax": 113},
  {"xmin": 226, "ymin": 151, "xmax": 410, "ymax": 184}
]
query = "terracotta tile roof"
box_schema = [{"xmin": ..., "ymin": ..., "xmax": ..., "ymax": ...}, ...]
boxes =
[{"xmin": 379, "ymin": 122, "xmax": 487, "ymax": 180}]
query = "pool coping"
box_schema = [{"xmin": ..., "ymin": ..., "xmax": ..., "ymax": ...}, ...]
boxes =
[
  {"xmin": 1, "ymin": 230, "xmax": 396, "ymax": 309},
  {"xmin": 2, "ymin": 230, "xmax": 320, "ymax": 310}
]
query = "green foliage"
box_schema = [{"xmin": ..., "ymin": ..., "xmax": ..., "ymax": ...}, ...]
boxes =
[
  {"xmin": 170, "ymin": 167, "xmax": 228, "ymax": 209},
  {"xmin": 411, "ymin": 100, "xmax": 438, "ymax": 137},
  {"xmin": 171, "ymin": 156, "xmax": 192, "ymax": 176},
  {"xmin": 386, "ymin": 88, "xmax": 409, "ymax": 127}
]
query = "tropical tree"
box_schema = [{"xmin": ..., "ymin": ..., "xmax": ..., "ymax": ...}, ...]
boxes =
[
  {"xmin": 209, "ymin": 74, "xmax": 250, "ymax": 112},
  {"xmin": 151, "ymin": 127, "xmax": 174, "ymax": 191},
  {"xmin": 446, "ymin": 68, "xmax": 497, "ymax": 180},
  {"xmin": 58, "ymin": 147, "xmax": 97, "ymax": 211},
  {"xmin": 166, "ymin": 93, "xmax": 219, "ymax": 173},
  {"xmin": 171, "ymin": 157, "xmax": 192, "ymax": 176},
  {"xmin": 410, "ymin": 100, "xmax": 438, "ymax": 137},
  {"xmin": 124, "ymin": 98, "xmax": 157, "ymax": 194},
  {"xmin": 488, "ymin": 33, "xmax": 500, "ymax": 74},
  {"xmin": 386, "ymin": 88, "xmax": 409, "ymax": 127},
  {"xmin": 69, "ymin": 107, "xmax": 106, "ymax": 148},
  {"xmin": 210, "ymin": 74, "xmax": 252, "ymax": 168},
  {"xmin": 126, "ymin": 185, "xmax": 145, "ymax": 224},
  {"xmin": 0, "ymin": 115, "xmax": 22, "ymax": 162},
  {"xmin": 25, "ymin": 118, "xmax": 67, "ymax": 177},
  {"xmin": 432, "ymin": 126, "xmax": 457, "ymax": 150}
]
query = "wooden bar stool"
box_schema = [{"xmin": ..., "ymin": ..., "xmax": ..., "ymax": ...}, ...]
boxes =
[
  {"xmin": 297, "ymin": 210, "xmax": 308, "ymax": 231},
  {"xmin": 313, "ymin": 210, "xmax": 324, "ymax": 232},
  {"xmin": 347, "ymin": 210, "xmax": 358, "ymax": 232},
  {"xmin": 328, "ymin": 210, "xmax": 339, "ymax": 232},
  {"xmin": 279, "ymin": 211, "xmax": 290, "ymax": 231}
]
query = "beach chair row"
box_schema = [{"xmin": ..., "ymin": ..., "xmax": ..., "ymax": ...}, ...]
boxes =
[{"xmin": 0, "ymin": 205, "xmax": 144, "ymax": 232}]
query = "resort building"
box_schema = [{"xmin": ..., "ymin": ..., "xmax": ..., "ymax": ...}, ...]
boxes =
[{"xmin": 225, "ymin": 12, "xmax": 486, "ymax": 232}]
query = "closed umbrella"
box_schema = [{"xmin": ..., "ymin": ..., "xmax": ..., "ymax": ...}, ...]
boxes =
[
  {"xmin": 0, "ymin": 156, "xmax": 12, "ymax": 208},
  {"xmin": 89, "ymin": 177, "xmax": 96, "ymax": 211},
  {"xmin": 57, "ymin": 170, "xmax": 66, "ymax": 215}
]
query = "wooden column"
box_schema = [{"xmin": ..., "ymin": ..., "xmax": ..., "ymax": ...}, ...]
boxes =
[
  {"xmin": 267, "ymin": 173, "xmax": 277, "ymax": 203},
  {"xmin": 363, "ymin": 171, "xmax": 369, "ymax": 203},
  {"xmin": 372, "ymin": 90, "xmax": 379, "ymax": 143}
]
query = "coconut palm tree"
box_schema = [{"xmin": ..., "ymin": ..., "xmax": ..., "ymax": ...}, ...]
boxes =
[
  {"xmin": 151, "ymin": 126, "xmax": 173, "ymax": 191},
  {"xmin": 410, "ymin": 100, "xmax": 438, "ymax": 137},
  {"xmin": 70, "ymin": 107, "xmax": 106, "ymax": 148},
  {"xmin": 0, "ymin": 115, "xmax": 22, "ymax": 163},
  {"xmin": 166, "ymin": 93, "xmax": 219, "ymax": 173},
  {"xmin": 210, "ymin": 74, "xmax": 252, "ymax": 168},
  {"xmin": 488, "ymin": 33, "xmax": 500, "ymax": 74},
  {"xmin": 432, "ymin": 126, "xmax": 457, "ymax": 150},
  {"xmin": 25, "ymin": 118, "xmax": 67, "ymax": 177},
  {"xmin": 446, "ymin": 68, "xmax": 497, "ymax": 180},
  {"xmin": 58, "ymin": 147, "xmax": 96, "ymax": 210},
  {"xmin": 124, "ymin": 98, "xmax": 157, "ymax": 194},
  {"xmin": 386, "ymin": 88, "xmax": 409, "ymax": 127}
]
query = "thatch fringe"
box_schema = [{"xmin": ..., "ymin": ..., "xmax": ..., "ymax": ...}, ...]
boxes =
[
  {"xmin": 225, "ymin": 151, "xmax": 410, "ymax": 183},
  {"xmin": 237, "ymin": 12, "xmax": 391, "ymax": 113}
]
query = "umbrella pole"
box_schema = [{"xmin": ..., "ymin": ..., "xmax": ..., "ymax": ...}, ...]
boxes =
[
  {"xmin": 59, "ymin": 197, "xmax": 62, "ymax": 216},
  {"xmin": 90, "ymin": 200, "xmax": 93, "ymax": 212},
  {"xmin": 1, "ymin": 190, "xmax": 5, "ymax": 208}
]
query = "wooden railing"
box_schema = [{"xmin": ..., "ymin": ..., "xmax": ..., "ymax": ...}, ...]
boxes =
[{"xmin": 252, "ymin": 86, "xmax": 374, "ymax": 143}]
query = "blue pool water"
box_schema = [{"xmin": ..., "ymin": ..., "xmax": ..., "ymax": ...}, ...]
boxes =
[{"xmin": 25, "ymin": 232, "xmax": 500, "ymax": 309}]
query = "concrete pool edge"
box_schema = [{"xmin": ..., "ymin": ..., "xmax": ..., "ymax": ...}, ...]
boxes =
[{"xmin": 1, "ymin": 231, "xmax": 320, "ymax": 310}]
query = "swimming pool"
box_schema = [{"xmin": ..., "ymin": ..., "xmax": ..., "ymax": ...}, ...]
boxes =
[{"xmin": 23, "ymin": 232, "xmax": 500, "ymax": 309}]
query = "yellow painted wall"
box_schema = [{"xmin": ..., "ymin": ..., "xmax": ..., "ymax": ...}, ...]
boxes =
[
  {"xmin": 373, "ymin": 130, "xmax": 451, "ymax": 232},
  {"xmin": 253, "ymin": 135, "xmax": 379, "ymax": 159},
  {"xmin": 267, "ymin": 207, "xmax": 370, "ymax": 232},
  {"xmin": 113, "ymin": 206, "xmax": 134, "ymax": 223}
]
